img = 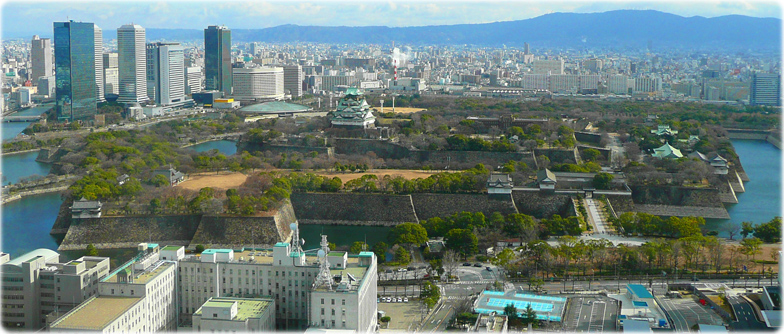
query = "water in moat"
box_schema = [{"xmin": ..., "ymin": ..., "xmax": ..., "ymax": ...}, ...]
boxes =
[
  {"xmin": 1, "ymin": 104, "xmax": 54, "ymax": 140},
  {"xmin": 0, "ymin": 140, "xmax": 778, "ymax": 257},
  {"xmin": 1, "ymin": 150, "xmax": 51, "ymax": 186},
  {"xmin": 188, "ymin": 140, "xmax": 237, "ymax": 155},
  {"xmin": 705, "ymin": 139, "xmax": 782, "ymax": 235}
]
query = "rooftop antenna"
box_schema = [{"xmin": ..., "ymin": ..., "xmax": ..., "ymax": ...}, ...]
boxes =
[{"xmin": 313, "ymin": 235, "xmax": 334, "ymax": 291}]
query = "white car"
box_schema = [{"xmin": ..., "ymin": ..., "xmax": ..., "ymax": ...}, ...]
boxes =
[
  {"xmin": 398, "ymin": 268, "xmax": 407, "ymax": 272},
  {"xmin": 397, "ymin": 297, "xmax": 403, "ymax": 303},
  {"xmin": 403, "ymin": 297, "xmax": 409, "ymax": 303}
]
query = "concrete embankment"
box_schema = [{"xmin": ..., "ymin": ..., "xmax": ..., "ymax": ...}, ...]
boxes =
[
  {"xmin": 1, "ymin": 185, "xmax": 68, "ymax": 204},
  {"xmin": 0, "ymin": 148, "xmax": 41, "ymax": 156}
]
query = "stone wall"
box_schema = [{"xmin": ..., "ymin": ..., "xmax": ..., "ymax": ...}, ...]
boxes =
[
  {"xmin": 632, "ymin": 204, "xmax": 730, "ymax": 219},
  {"xmin": 574, "ymin": 131, "xmax": 602, "ymax": 144},
  {"xmin": 534, "ymin": 148, "xmax": 578, "ymax": 165},
  {"xmin": 187, "ymin": 216, "xmax": 283, "ymax": 249},
  {"xmin": 238, "ymin": 142, "xmax": 334, "ymax": 157},
  {"xmin": 411, "ymin": 193, "xmax": 518, "ymax": 220},
  {"xmin": 58, "ymin": 215, "xmax": 203, "ymax": 250},
  {"xmin": 511, "ymin": 190, "xmax": 573, "ymax": 219},
  {"xmin": 629, "ymin": 186, "xmax": 725, "ymax": 208},
  {"xmin": 576, "ymin": 145, "xmax": 611, "ymax": 161},
  {"xmin": 331, "ymin": 138, "xmax": 411, "ymax": 159},
  {"xmin": 290, "ymin": 192, "xmax": 418, "ymax": 226},
  {"xmin": 605, "ymin": 195, "xmax": 635, "ymax": 215}
]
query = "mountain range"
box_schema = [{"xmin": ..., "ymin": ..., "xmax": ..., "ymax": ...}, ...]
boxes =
[{"xmin": 11, "ymin": 10, "xmax": 782, "ymax": 50}]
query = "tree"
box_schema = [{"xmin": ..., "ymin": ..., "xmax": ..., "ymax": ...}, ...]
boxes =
[
  {"xmin": 491, "ymin": 248, "xmax": 516, "ymax": 269},
  {"xmin": 349, "ymin": 241, "xmax": 368, "ymax": 254},
  {"xmin": 372, "ymin": 242, "xmax": 388, "ymax": 263},
  {"xmin": 442, "ymin": 250, "xmax": 459, "ymax": 281},
  {"xmin": 504, "ymin": 303, "xmax": 519, "ymax": 321},
  {"xmin": 445, "ymin": 229, "xmax": 479, "ymax": 259},
  {"xmin": 420, "ymin": 281, "xmax": 441, "ymax": 309},
  {"xmin": 388, "ymin": 223, "xmax": 428, "ymax": 256},
  {"xmin": 592, "ymin": 172, "xmax": 614, "ymax": 190},
  {"xmin": 740, "ymin": 237, "xmax": 763, "ymax": 262},
  {"xmin": 394, "ymin": 247, "xmax": 411, "ymax": 265},
  {"xmin": 86, "ymin": 244, "xmax": 98, "ymax": 256},
  {"xmin": 521, "ymin": 304, "xmax": 538, "ymax": 328},
  {"xmin": 741, "ymin": 221, "xmax": 754, "ymax": 239},
  {"xmin": 753, "ymin": 217, "xmax": 782, "ymax": 243},
  {"xmin": 195, "ymin": 244, "xmax": 205, "ymax": 253},
  {"xmin": 149, "ymin": 198, "xmax": 161, "ymax": 214}
]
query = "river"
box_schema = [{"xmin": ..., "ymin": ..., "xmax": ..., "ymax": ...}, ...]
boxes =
[
  {"xmin": 1, "ymin": 104, "xmax": 54, "ymax": 140},
  {"xmin": 189, "ymin": 140, "xmax": 238, "ymax": 155},
  {"xmin": 0, "ymin": 139, "xmax": 778, "ymax": 258},
  {"xmin": 1, "ymin": 150, "xmax": 51, "ymax": 186}
]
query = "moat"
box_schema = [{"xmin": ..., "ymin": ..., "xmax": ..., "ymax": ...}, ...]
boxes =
[{"xmin": 1, "ymin": 139, "xmax": 780, "ymax": 258}]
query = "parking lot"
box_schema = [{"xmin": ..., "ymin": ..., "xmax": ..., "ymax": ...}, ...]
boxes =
[
  {"xmin": 657, "ymin": 293, "xmax": 725, "ymax": 331},
  {"xmin": 377, "ymin": 299, "xmax": 426, "ymax": 331},
  {"xmin": 563, "ymin": 295, "xmax": 619, "ymax": 332},
  {"xmin": 455, "ymin": 263, "xmax": 498, "ymax": 282}
]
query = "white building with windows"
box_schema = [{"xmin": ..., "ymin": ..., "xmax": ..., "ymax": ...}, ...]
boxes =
[
  {"xmin": 117, "ymin": 24, "xmax": 148, "ymax": 103},
  {"xmin": 1, "ymin": 249, "xmax": 110, "ymax": 330},
  {"xmin": 233, "ymin": 67, "xmax": 285, "ymax": 100},
  {"xmin": 146, "ymin": 42, "xmax": 187, "ymax": 106},
  {"xmin": 192, "ymin": 297, "xmax": 276, "ymax": 332},
  {"xmin": 533, "ymin": 59, "xmax": 564, "ymax": 75}
]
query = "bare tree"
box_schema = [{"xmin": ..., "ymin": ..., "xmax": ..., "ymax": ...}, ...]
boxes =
[{"xmin": 443, "ymin": 250, "xmax": 459, "ymax": 282}]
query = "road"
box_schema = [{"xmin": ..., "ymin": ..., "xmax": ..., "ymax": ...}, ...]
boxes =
[
  {"xmin": 585, "ymin": 198, "xmax": 608, "ymax": 234},
  {"xmin": 727, "ymin": 296, "xmax": 767, "ymax": 330}
]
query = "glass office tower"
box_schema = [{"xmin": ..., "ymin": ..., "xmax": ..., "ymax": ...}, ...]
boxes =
[
  {"xmin": 204, "ymin": 25, "xmax": 232, "ymax": 96},
  {"xmin": 54, "ymin": 21, "xmax": 99, "ymax": 121}
]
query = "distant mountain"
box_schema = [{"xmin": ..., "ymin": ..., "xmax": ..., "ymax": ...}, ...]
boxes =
[{"xmin": 12, "ymin": 10, "xmax": 781, "ymax": 50}]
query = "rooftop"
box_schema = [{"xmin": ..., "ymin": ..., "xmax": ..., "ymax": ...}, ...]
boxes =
[
  {"xmin": 315, "ymin": 257, "xmax": 369, "ymax": 292},
  {"xmin": 51, "ymin": 296, "xmax": 143, "ymax": 330},
  {"xmin": 162, "ymin": 245, "xmax": 182, "ymax": 251},
  {"xmin": 4, "ymin": 248, "xmax": 59, "ymax": 267},
  {"xmin": 474, "ymin": 290, "xmax": 567, "ymax": 322},
  {"xmin": 104, "ymin": 261, "xmax": 174, "ymax": 285},
  {"xmin": 195, "ymin": 298, "xmax": 273, "ymax": 321},
  {"xmin": 240, "ymin": 101, "xmax": 311, "ymax": 114}
]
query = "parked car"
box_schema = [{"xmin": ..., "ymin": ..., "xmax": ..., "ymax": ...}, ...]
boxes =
[
  {"xmin": 407, "ymin": 266, "xmax": 416, "ymax": 271},
  {"xmin": 462, "ymin": 263, "xmax": 471, "ymax": 266},
  {"xmin": 404, "ymin": 297, "xmax": 409, "ymax": 303},
  {"xmin": 398, "ymin": 268, "xmax": 407, "ymax": 272},
  {"xmin": 397, "ymin": 297, "xmax": 403, "ymax": 303},
  {"xmin": 486, "ymin": 267, "xmax": 492, "ymax": 271},
  {"xmin": 473, "ymin": 263, "xmax": 483, "ymax": 267}
]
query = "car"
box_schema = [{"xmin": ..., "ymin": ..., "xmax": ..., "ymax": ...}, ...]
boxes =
[
  {"xmin": 404, "ymin": 297, "xmax": 409, "ymax": 303},
  {"xmin": 398, "ymin": 268, "xmax": 407, "ymax": 272},
  {"xmin": 423, "ymin": 274, "xmax": 430, "ymax": 278},
  {"xmin": 391, "ymin": 297, "xmax": 397, "ymax": 303},
  {"xmin": 397, "ymin": 297, "xmax": 403, "ymax": 303},
  {"xmin": 407, "ymin": 266, "xmax": 416, "ymax": 271},
  {"xmin": 385, "ymin": 269, "xmax": 393, "ymax": 273},
  {"xmin": 486, "ymin": 267, "xmax": 492, "ymax": 271},
  {"xmin": 463, "ymin": 263, "xmax": 471, "ymax": 266},
  {"xmin": 378, "ymin": 298, "xmax": 380, "ymax": 303},
  {"xmin": 474, "ymin": 263, "xmax": 483, "ymax": 267},
  {"xmin": 385, "ymin": 297, "xmax": 391, "ymax": 303}
]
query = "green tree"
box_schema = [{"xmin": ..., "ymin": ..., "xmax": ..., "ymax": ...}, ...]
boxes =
[
  {"xmin": 349, "ymin": 241, "xmax": 369, "ymax": 254},
  {"xmin": 445, "ymin": 229, "xmax": 478, "ymax": 259},
  {"xmin": 195, "ymin": 244, "xmax": 205, "ymax": 253},
  {"xmin": 582, "ymin": 148, "xmax": 602, "ymax": 162},
  {"xmin": 86, "ymin": 244, "xmax": 98, "ymax": 256},
  {"xmin": 504, "ymin": 303, "xmax": 519, "ymax": 321},
  {"xmin": 740, "ymin": 237, "xmax": 763, "ymax": 262},
  {"xmin": 420, "ymin": 281, "xmax": 441, "ymax": 309},
  {"xmin": 149, "ymin": 198, "xmax": 161, "ymax": 214},
  {"xmin": 521, "ymin": 304, "xmax": 538, "ymax": 328},
  {"xmin": 372, "ymin": 242, "xmax": 388, "ymax": 263},
  {"xmin": 592, "ymin": 173, "xmax": 614, "ymax": 190},
  {"xmin": 388, "ymin": 223, "xmax": 428, "ymax": 247},
  {"xmin": 394, "ymin": 247, "xmax": 411, "ymax": 265},
  {"xmin": 753, "ymin": 217, "xmax": 782, "ymax": 243},
  {"xmin": 741, "ymin": 221, "xmax": 755, "ymax": 239}
]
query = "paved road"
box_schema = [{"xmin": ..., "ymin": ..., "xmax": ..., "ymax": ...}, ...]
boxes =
[
  {"xmin": 727, "ymin": 296, "xmax": 767, "ymax": 330},
  {"xmin": 585, "ymin": 198, "xmax": 608, "ymax": 234}
]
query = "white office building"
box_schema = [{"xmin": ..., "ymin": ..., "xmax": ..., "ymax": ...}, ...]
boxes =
[
  {"xmin": 533, "ymin": 59, "xmax": 564, "ymax": 75},
  {"xmin": 1, "ymin": 249, "xmax": 110, "ymax": 330},
  {"xmin": 606, "ymin": 75, "xmax": 629, "ymax": 95},
  {"xmin": 192, "ymin": 297, "xmax": 276, "ymax": 332},
  {"xmin": 750, "ymin": 72, "xmax": 781, "ymax": 106},
  {"xmin": 117, "ymin": 24, "xmax": 148, "ymax": 103},
  {"xmin": 49, "ymin": 244, "xmax": 178, "ymax": 332},
  {"xmin": 186, "ymin": 66, "xmax": 203, "ymax": 95},
  {"xmin": 146, "ymin": 42, "xmax": 187, "ymax": 106},
  {"xmin": 94, "ymin": 25, "xmax": 105, "ymax": 102},
  {"xmin": 103, "ymin": 53, "xmax": 119, "ymax": 95},
  {"xmin": 634, "ymin": 76, "xmax": 662, "ymax": 93},
  {"xmin": 233, "ymin": 67, "xmax": 285, "ymax": 100}
]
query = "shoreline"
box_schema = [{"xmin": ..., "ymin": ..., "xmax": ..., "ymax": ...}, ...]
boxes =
[
  {"xmin": 1, "ymin": 185, "xmax": 67, "ymax": 205},
  {"xmin": 1, "ymin": 148, "xmax": 41, "ymax": 156}
]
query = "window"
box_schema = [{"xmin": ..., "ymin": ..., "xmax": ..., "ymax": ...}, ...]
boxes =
[
  {"xmin": 331, "ymin": 309, "xmax": 335, "ymax": 316},
  {"xmin": 342, "ymin": 300, "xmax": 345, "ymax": 305},
  {"xmin": 321, "ymin": 298, "xmax": 324, "ymax": 304},
  {"xmin": 331, "ymin": 320, "xmax": 335, "ymax": 328},
  {"xmin": 331, "ymin": 299, "xmax": 335, "ymax": 305}
]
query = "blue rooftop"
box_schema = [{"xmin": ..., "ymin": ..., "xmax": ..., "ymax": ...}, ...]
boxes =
[
  {"xmin": 632, "ymin": 301, "xmax": 649, "ymax": 307},
  {"xmin": 627, "ymin": 284, "xmax": 653, "ymax": 299},
  {"xmin": 358, "ymin": 251, "xmax": 374, "ymax": 257},
  {"xmin": 274, "ymin": 242, "xmax": 290, "ymax": 247},
  {"xmin": 203, "ymin": 249, "xmax": 232, "ymax": 254}
]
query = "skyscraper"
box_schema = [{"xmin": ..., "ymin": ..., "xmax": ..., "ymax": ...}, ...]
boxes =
[
  {"xmin": 204, "ymin": 25, "xmax": 232, "ymax": 96},
  {"xmin": 750, "ymin": 73, "xmax": 781, "ymax": 106},
  {"xmin": 283, "ymin": 65, "xmax": 304, "ymax": 97},
  {"xmin": 30, "ymin": 35, "xmax": 52, "ymax": 87},
  {"xmin": 94, "ymin": 26, "xmax": 105, "ymax": 102},
  {"xmin": 54, "ymin": 21, "xmax": 101, "ymax": 121},
  {"xmin": 117, "ymin": 24, "xmax": 148, "ymax": 103},
  {"xmin": 103, "ymin": 53, "xmax": 119, "ymax": 95},
  {"xmin": 146, "ymin": 42, "xmax": 186, "ymax": 105}
]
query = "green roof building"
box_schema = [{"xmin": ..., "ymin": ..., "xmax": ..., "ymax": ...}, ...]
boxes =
[
  {"xmin": 652, "ymin": 142, "xmax": 683, "ymax": 159},
  {"xmin": 328, "ymin": 88, "xmax": 376, "ymax": 128}
]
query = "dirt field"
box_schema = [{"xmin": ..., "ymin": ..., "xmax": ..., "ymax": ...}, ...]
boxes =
[
  {"xmin": 177, "ymin": 169, "xmax": 448, "ymax": 191},
  {"xmin": 178, "ymin": 172, "xmax": 248, "ymax": 191},
  {"xmin": 386, "ymin": 107, "xmax": 426, "ymax": 114}
]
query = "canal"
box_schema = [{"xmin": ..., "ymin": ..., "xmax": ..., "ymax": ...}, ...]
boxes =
[{"xmin": 1, "ymin": 104, "xmax": 54, "ymax": 140}]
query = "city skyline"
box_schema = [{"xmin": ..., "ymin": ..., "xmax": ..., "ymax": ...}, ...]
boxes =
[{"xmin": 2, "ymin": 1, "xmax": 781, "ymax": 38}]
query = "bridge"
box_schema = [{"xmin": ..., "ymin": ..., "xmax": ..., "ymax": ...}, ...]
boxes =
[{"xmin": 2, "ymin": 115, "xmax": 43, "ymax": 123}]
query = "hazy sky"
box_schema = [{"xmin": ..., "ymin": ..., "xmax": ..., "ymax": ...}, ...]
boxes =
[{"xmin": 2, "ymin": 0, "xmax": 781, "ymax": 37}]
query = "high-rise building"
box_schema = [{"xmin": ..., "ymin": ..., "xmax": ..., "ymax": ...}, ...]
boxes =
[
  {"xmin": 250, "ymin": 42, "xmax": 259, "ymax": 56},
  {"xmin": 103, "ymin": 53, "xmax": 119, "ymax": 96},
  {"xmin": 186, "ymin": 66, "xmax": 203, "ymax": 95},
  {"xmin": 117, "ymin": 24, "xmax": 148, "ymax": 103},
  {"xmin": 146, "ymin": 42, "xmax": 186, "ymax": 105},
  {"xmin": 30, "ymin": 35, "xmax": 52, "ymax": 87},
  {"xmin": 750, "ymin": 73, "xmax": 781, "ymax": 106},
  {"xmin": 533, "ymin": 59, "xmax": 564, "ymax": 75},
  {"xmin": 94, "ymin": 27, "xmax": 104, "ymax": 103},
  {"xmin": 54, "ymin": 21, "xmax": 101, "ymax": 121},
  {"xmin": 0, "ymin": 249, "xmax": 110, "ymax": 330},
  {"xmin": 283, "ymin": 65, "xmax": 303, "ymax": 97},
  {"xmin": 38, "ymin": 76, "xmax": 55, "ymax": 97},
  {"xmin": 204, "ymin": 25, "xmax": 232, "ymax": 96}
]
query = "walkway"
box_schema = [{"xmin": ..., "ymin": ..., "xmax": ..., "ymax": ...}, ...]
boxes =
[{"xmin": 585, "ymin": 198, "xmax": 615, "ymax": 235}]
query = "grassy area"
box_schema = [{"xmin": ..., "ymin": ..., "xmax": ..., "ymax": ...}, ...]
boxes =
[{"xmin": 707, "ymin": 295, "xmax": 735, "ymax": 321}]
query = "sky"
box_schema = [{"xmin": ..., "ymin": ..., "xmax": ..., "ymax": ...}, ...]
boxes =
[{"xmin": 1, "ymin": 0, "xmax": 781, "ymax": 38}]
